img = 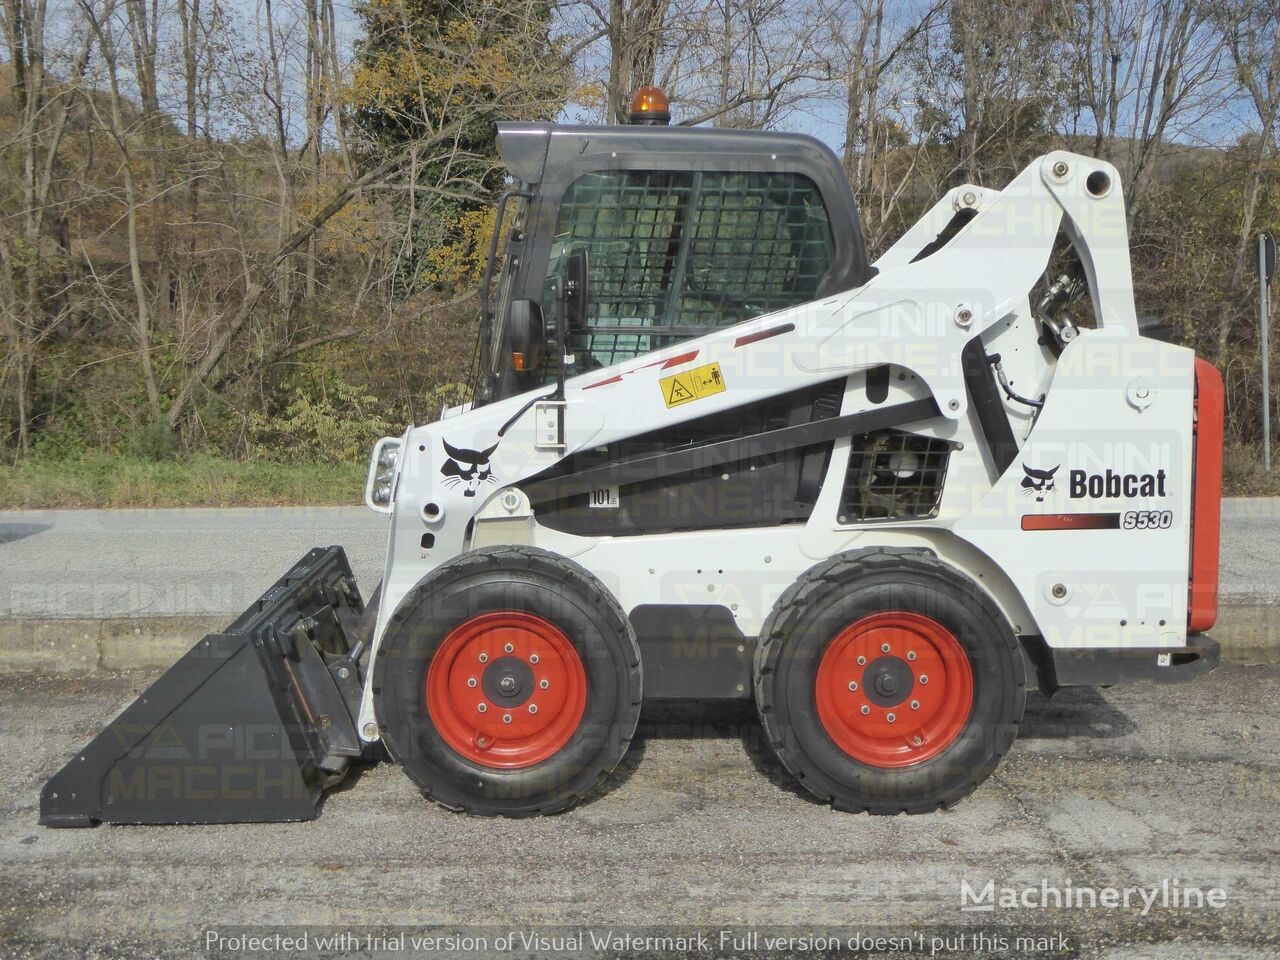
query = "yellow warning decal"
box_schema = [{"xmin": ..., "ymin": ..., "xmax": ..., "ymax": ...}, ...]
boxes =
[{"xmin": 660, "ymin": 362, "xmax": 726, "ymax": 408}]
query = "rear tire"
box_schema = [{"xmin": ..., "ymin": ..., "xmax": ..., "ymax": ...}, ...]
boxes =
[
  {"xmin": 754, "ymin": 551, "xmax": 1024, "ymax": 813},
  {"xmin": 374, "ymin": 545, "xmax": 642, "ymax": 816}
]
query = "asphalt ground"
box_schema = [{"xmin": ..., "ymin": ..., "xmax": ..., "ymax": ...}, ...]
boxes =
[
  {"xmin": 1, "ymin": 498, "xmax": 1277, "ymax": 620},
  {"xmin": 2, "ymin": 663, "xmax": 1277, "ymax": 959}
]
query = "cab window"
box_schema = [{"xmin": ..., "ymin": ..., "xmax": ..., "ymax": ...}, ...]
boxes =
[{"xmin": 543, "ymin": 169, "xmax": 834, "ymax": 373}]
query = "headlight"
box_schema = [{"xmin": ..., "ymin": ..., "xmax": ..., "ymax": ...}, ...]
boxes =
[{"xmin": 365, "ymin": 437, "xmax": 402, "ymax": 513}]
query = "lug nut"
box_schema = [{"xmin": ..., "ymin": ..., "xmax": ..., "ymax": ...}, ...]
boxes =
[
  {"xmin": 881, "ymin": 642, "xmax": 890, "ymax": 653},
  {"xmin": 911, "ymin": 700, "xmax": 920, "ymax": 710},
  {"xmin": 530, "ymin": 654, "xmax": 540, "ymax": 664},
  {"xmin": 539, "ymin": 678, "xmax": 549, "ymax": 689},
  {"xmin": 477, "ymin": 703, "xmax": 487, "ymax": 713},
  {"xmin": 857, "ymin": 655, "xmax": 867, "ymax": 665},
  {"xmin": 860, "ymin": 705, "xmax": 870, "ymax": 715},
  {"xmin": 907, "ymin": 651, "xmax": 917, "ymax": 661},
  {"xmin": 887, "ymin": 713, "xmax": 896, "ymax": 723},
  {"xmin": 529, "ymin": 704, "xmax": 538, "ymax": 714},
  {"xmin": 478, "ymin": 653, "xmax": 489, "ymax": 663},
  {"xmin": 848, "ymin": 681, "xmax": 858, "ymax": 692},
  {"xmin": 467, "ymin": 677, "xmax": 477, "ymax": 688},
  {"xmin": 920, "ymin": 675, "xmax": 929, "ymax": 684},
  {"xmin": 503, "ymin": 714, "xmax": 512, "ymax": 724},
  {"xmin": 505, "ymin": 643, "xmax": 514, "ymax": 654}
]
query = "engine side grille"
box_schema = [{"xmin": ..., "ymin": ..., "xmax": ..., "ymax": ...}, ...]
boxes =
[{"xmin": 840, "ymin": 430, "xmax": 952, "ymax": 522}]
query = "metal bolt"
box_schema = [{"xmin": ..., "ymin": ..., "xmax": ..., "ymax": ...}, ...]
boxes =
[
  {"xmin": 962, "ymin": 190, "xmax": 978, "ymax": 207},
  {"xmin": 530, "ymin": 654, "xmax": 540, "ymax": 664},
  {"xmin": 539, "ymin": 678, "xmax": 549, "ymax": 689},
  {"xmin": 1052, "ymin": 583, "xmax": 1068, "ymax": 599},
  {"xmin": 361, "ymin": 722, "xmax": 378, "ymax": 739},
  {"xmin": 477, "ymin": 703, "xmax": 488, "ymax": 713},
  {"xmin": 911, "ymin": 700, "xmax": 920, "ymax": 710},
  {"xmin": 479, "ymin": 652, "xmax": 489, "ymax": 663},
  {"xmin": 910, "ymin": 735, "xmax": 923, "ymax": 747},
  {"xmin": 860, "ymin": 705, "xmax": 870, "ymax": 715},
  {"xmin": 529, "ymin": 704, "xmax": 538, "ymax": 714},
  {"xmin": 503, "ymin": 714, "xmax": 512, "ymax": 724},
  {"xmin": 505, "ymin": 643, "xmax": 514, "ymax": 654},
  {"xmin": 857, "ymin": 655, "xmax": 866, "ymax": 665},
  {"xmin": 907, "ymin": 651, "xmax": 917, "ymax": 661},
  {"xmin": 919, "ymin": 675, "xmax": 929, "ymax": 684},
  {"xmin": 499, "ymin": 676, "xmax": 516, "ymax": 692},
  {"xmin": 948, "ymin": 399, "xmax": 961, "ymax": 411},
  {"xmin": 956, "ymin": 307, "xmax": 973, "ymax": 325},
  {"xmin": 887, "ymin": 713, "xmax": 896, "ymax": 723},
  {"xmin": 881, "ymin": 642, "xmax": 891, "ymax": 653},
  {"xmin": 336, "ymin": 666, "xmax": 350, "ymax": 680},
  {"xmin": 1052, "ymin": 160, "xmax": 1069, "ymax": 178},
  {"xmin": 467, "ymin": 677, "xmax": 477, "ymax": 688},
  {"xmin": 848, "ymin": 681, "xmax": 858, "ymax": 692}
]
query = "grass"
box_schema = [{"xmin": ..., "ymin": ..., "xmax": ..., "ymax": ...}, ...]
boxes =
[
  {"xmin": 0, "ymin": 455, "xmax": 366, "ymax": 509},
  {"xmin": 1222, "ymin": 443, "xmax": 1280, "ymax": 497}
]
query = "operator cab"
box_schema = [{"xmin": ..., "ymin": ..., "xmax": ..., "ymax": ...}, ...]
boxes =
[{"xmin": 473, "ymin": 89, "xmax": 873, "ymax": 405}]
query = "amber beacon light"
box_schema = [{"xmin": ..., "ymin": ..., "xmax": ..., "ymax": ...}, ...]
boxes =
[{"xmin": 628, "ymin": 86, "xmax": 670, "ymax": 125}]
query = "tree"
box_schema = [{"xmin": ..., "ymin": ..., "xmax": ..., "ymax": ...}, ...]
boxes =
[{"xmin": 349, "ymin": 0, "xmax": 567, "ymax": 292}]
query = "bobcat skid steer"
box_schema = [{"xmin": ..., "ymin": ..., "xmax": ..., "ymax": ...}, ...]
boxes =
[{"xmin": 42, "ymin": 88, "xmax": 1223, "ymax": 826}]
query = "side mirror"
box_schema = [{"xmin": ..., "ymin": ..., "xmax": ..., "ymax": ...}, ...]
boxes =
[
  {"xmin": 507, "ymin": 298, "xmax": 544, "ymax": 373},
  {"xmin": 563, "ymin": 246, "xmax": 590, "ymax": 333}
]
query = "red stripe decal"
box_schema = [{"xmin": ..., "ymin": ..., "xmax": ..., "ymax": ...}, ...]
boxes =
[
  {"xmin": 583, "ymin": 375, "xmax": 623, "ymax": 390},
  {"xmin": 1021, "ymin": 513, "xmax": 1121, "ymax": 531},
  {"xmin": 734, "ymin": 323, "xmax": 795, "ymax": 348},
  {"xmin": 640, "ymin": 350, "xmax": 700, "ymax": 370},
  {"xmin": 655, "ymin": 350, "xmax": 700, "ymax": 370}
]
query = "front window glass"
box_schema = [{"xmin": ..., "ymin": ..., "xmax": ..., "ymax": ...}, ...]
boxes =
[{"xmin": 543, "ymin": 169, "xmax": 834, "ymax": 374}]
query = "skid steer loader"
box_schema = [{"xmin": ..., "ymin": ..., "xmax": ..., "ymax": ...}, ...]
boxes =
[{"xmin": 41, "ymin": 88, "xmax": 1223, "ymax": 826}]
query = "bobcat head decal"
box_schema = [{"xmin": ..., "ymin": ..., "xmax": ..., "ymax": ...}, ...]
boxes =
[
  {"xmin": 440, "ymin": 439, "xmax": 499, "ymax": 497},
  {"xmin": 1021, "ymin": 463, "xmax": 1059, "ymax": 502}
]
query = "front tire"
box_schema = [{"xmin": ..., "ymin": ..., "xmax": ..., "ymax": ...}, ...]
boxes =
[
  {"xmin": 754, "ymin": 551, "xmax": 1025, "ymax": 813},
  {"xmin": 374, "ymin": 545, "xmax": 642, "ymax": 816}
]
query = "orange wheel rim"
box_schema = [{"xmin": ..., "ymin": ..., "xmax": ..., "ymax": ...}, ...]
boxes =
[
  {"xmin": 426, "ymin": 611, "xmax": 587, "ymax": 769},
  {"xmin": 815, "ymin": 611, "xmax": 973, "ymax": 768}
]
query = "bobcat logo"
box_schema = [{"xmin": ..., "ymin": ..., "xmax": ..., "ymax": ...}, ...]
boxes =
[
  {"xmin": 1021, "ymin": 463, "xmax": 1059, "ymax": 502},
  {"xmin": 440, "ymin": 439, "xmax": 499, "ymax": 497}
]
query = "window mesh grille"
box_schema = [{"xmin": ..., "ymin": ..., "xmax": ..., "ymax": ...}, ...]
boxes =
[
  {"xmin": 545, "ymin": 169, "xmax": 834, "ymax": 372},
  {"xmin": 841, "ymin": 431, "xmax": 952, "ymax": 522}
]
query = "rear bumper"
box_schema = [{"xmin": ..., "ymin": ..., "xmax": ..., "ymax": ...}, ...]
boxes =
[
  {"xmin": 1021, "ymin": 635, "xmax": 1220, "ymax": 691},
  {"xmin": 1189, "ymin": 358, "xmax": 1224, "ymax": 632}
]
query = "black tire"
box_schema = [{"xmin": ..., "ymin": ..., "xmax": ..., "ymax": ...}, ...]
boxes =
[
  {"xmin": 754, "ymin": 551, "xmax": 1025, "ymax": 814},
  {"xmin": 373, "ymin": 545, "xmax": 642, "ymax": 816}
]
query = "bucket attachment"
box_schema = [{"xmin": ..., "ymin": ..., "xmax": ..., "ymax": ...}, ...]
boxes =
[{"xmin": 40, "ymin": 546, "xmax": 368, "ymax": 828}]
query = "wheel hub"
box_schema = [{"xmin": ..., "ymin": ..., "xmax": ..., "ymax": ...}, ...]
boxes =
[
  {"xmin": 425, "ymin": 611, "xmax": 587, "ymax": 769},
  {"xmin": 482, "ymin": 656, "xmax": 534, "ymax": 707},
  {"xmin": 814, "ymin": 611, "xmax": 974, "ymax": 768},
  {"xmin": 863, "ymin": 655, "xmax": 914, "ymax": 707}
]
